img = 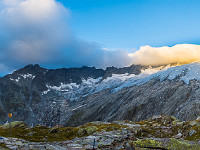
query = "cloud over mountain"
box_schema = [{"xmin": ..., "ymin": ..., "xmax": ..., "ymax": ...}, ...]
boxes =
[
  {"xmin": 130, "ymin": 44, "xmax": 200, "ymax": 66},
  {"xmin": 0, "ymin": 0, "xmax": 133, "ymax": 74}
]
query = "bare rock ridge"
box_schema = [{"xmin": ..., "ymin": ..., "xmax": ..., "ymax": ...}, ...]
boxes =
[
  {"xmin": 0, "ymin": 63, "xmax": 200, "ymax": 127},
  {"xmin": 0, "ymin": 64, "xmax": 148, "ymax": 126}
]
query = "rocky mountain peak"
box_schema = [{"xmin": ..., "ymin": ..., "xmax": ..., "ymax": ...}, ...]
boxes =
[
  {"xmin": 14, "ymin": 64, "xmax": 47, "ymax": 75},
  {"xmin": 24, "ymin": 64, "xmax": 41, "ymax": 69}
]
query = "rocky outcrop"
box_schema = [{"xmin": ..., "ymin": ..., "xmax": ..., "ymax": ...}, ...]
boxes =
[
  {"xmin": 0, "ymin": 116, "xmax": 200, "ymax": 150},
  {"xmin": 103, "ymin": 64, "xmax": 146, "ymax": 79}
]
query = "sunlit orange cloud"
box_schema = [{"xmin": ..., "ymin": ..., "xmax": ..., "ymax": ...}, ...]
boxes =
[{"xmin": 129, "ymin": 44, "xmax": 200, "ymax": 66}]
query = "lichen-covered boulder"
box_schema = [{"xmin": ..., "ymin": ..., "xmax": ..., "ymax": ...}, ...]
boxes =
[
  {"xmin": 49, "ymin": 125, "xmax": 59, "ymax": 134},
  {"xmin": 86, "ymin": 126, "xmax": 98, "ymax": 134},
  {"xmin": 77, "ymin": 126, "xmax": 98, "ymax": 136},
  {"xmin": 189, "ymin": 120, "xmax": 199, "ymax": 126},
  {"xmin": 78, "ymin": 128, "xmax": 87, "ymax": 136}
]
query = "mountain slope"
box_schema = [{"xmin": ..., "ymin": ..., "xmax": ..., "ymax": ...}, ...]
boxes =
[
  {"xmin": 0, "ymin": 63, "xmax": 200, "ymax": 127},
  {"xmin": 0, "ymin": 64, "xmax": 156, "ymax": 126},
  {"xmin": 65, "ymin": 62, "xmax": 200, "ymax": 126}
]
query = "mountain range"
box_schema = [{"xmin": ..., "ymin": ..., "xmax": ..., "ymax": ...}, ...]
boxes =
[{"xmin": 0, "ymin": 63, "xmax": 200, "ymax": 127}]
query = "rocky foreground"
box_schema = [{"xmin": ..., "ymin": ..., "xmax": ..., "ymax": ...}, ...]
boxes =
[{"xmin": 0, "ymin": 115, "xmax": 200, "ymax": 150}]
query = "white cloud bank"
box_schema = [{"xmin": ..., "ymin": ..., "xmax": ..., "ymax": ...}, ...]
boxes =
[
  {"xmin": 0, "ymin": 0, "xmax": 133, "ymax": 74},
  {"xmin": 130, "ymin": 44, "xmax": 200, "ymax": 66}
]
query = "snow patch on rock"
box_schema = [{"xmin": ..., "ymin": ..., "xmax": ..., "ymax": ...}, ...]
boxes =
[
  {"xmin": 20, "ymin": 73, "xmax": 35, "ymax": 79},
  {"xmin": 10, "ymin": 77, "xmax": 20, "ymax": 82},
  {"xmin": 45, "ymin": 82, "xmax": 80, "ymax": 93},
  {"xmin": 82, "ymin": 77, "xmax": 102, "ymax": 85}
]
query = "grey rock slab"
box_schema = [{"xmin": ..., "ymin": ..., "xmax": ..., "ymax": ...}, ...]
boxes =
[
  {"xmin": 189, "ymin": 129, "xmax": 197, "ymax": 136},
  {"xmin": 67, "ymin": 143, "xmax": 83, "ymax": 147},
  {"xmin": 7, "ymin": 145, "xmax": 18, "ymax": 150},
  {"xmin": 83, "ymin": 144, "xmax": 93, "ymax": 149},
  {"xmin": 46, "ymin": 144, "xmax": 68, "ymax": 150},
  {"xmin": 0, "ymin": 139, "xmax": 4, "ymax": 144},
  {"xmin": 14, "ymin": 141, "xmax": 23, "ymax": 146},
  {"xmin": 29, "ymin": 144, "xmax": 46, "ymax": 149},
  {"xmin": 4, "ymin": 141, "xmax": 13, "ymax": 145}
]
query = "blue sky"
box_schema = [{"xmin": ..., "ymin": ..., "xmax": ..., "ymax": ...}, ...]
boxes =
[
  {"xmin": 1, "ymin": 0, "xmax": 200, "ymax": 76},
  {"xmin": 58, "ymin": 0, "xmax": 200, "ymax": 49}
]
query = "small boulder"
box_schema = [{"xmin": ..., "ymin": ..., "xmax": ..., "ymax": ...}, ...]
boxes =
[
  {"xmin": 106, "ymin": 126, "xmax": 118, "ymax": 131},
  {"xmin": 34, "ymin": 124, "xmax": 48, "ymax": 129},
  {"xmin": 174, "ymin": 133, "xmax": 182, "ymax": 139},
  {"xmin": 86, "ymin": 126, "xmax": 98, "ymax": 134},
  {"xmin": 78, "ymin": 128, "xmax": 87, "ymax": 136},
  {"xmin": 189, "ymin": 121, "xmax": 198, "ymax": 126},
  {"xmin": 49, "ymin": 125, "xmax": 59, "ymax": 134},
  {"xmin": 189, "ymin": 129, "xmax": 196, "ymax": 136}
]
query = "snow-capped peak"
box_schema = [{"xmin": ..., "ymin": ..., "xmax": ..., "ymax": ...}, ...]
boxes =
[
  {"xmin": 150, "ymin": 62, "xmax": 200, "ymax": 84},
  {"xmin": 113, "ymin": 62, "xmax": 200, "ymax": 92},
  {"xmin": 41, "ymin": 65, "xmax": 169, "ymax": 100}
]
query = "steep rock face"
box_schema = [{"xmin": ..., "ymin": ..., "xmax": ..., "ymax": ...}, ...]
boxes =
[
  {"xmin": 0, "ymin": 63, "xmax": 200, "ymax": 127},
  {"xmin": 65, "ymin": 79, "xmax": 200, "ymax": 126},
  {"xmin": 0, "ymin": 64, "xmax": 152, "ymax": 126},
  {"xmin": 103, "ymin": 65, "xmax": 146, "ymax": 79},
  {"xmin": 64, "ymin": 63, "xmax": 200, "ymax": 126}
]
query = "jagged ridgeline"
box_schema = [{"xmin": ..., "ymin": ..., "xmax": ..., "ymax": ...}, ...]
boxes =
[{"xmin": 0, "ymin": 63, "xmax": 200, "ymax": 127}]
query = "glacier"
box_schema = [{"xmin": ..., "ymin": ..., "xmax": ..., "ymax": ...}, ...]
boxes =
[
  {"xmin": 113, "ymin": 62, "xmax": 200, "ymax": 92},
  {"xmin": 41, "ymin": 65, "xmax": 170, "ymax": 100},
  {"xmin": 41, "ymin": 62, "xmax": 200, "ymax": 101}
]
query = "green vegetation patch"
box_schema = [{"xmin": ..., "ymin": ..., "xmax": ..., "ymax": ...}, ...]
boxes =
[
  {"xmin": 0, "ymin": 121, "xmax": 126, "ymax": 142},
  {"xmin": 1, "ymin": 121, "xmax": 27, "ymax": 129},
  {"xmin": 133, "ymin": 138, "xmax": 200, "ymax": 150}
]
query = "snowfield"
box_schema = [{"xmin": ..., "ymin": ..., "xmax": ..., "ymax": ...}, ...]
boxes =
[
  {"xmin": 41, "ymin": 62, "xmax": 200, "ymax": 100},
  {"xmin": 41, "ymin": 65, "xmax": 171, "ymax": 100}
]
